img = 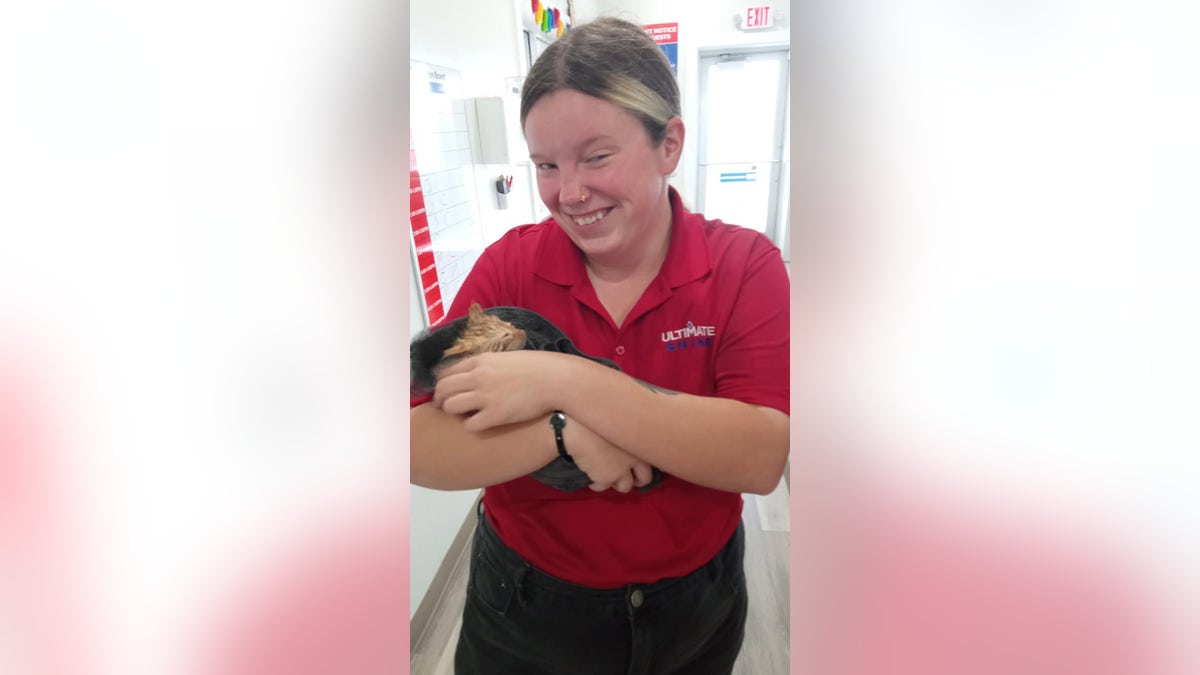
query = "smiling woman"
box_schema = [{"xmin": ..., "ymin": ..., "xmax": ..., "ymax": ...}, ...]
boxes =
[{"xmin": 409, "ymin": 16, "xmax": 790, "ymax": 675}]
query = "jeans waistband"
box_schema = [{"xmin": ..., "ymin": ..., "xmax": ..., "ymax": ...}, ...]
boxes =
[{"xmin": 473, "ymin": 500, "xmax": 744, "ymax": 609}]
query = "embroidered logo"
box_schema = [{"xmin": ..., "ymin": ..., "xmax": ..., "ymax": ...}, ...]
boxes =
[{"xmin": 661, "ymin": 321, "xmax": 715, "ymax": 352}]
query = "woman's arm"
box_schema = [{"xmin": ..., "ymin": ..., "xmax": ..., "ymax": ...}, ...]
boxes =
[
  {"xmin": 410, "ymin": 400, "xmax": 654, "ymax": 492},
  {"xmin": 409, "ymin": 402, "xmax": 553, "ymax": 490},
  {"xmin": 433, "ymin": 351, "xmax": 789, "ymax": 495},
  {"xmin": 563, "ymin": 358, "xmax": 789, "ymax": 495}
]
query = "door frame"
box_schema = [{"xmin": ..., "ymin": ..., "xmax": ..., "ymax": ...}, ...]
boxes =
[{"xmin": 696, "ymin": 45, "xmax": 790, "ymax": 248}]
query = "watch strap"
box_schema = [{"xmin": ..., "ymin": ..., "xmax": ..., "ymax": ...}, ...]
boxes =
[{"xmin": 549, "ymin": 411, "xmax": 574, "ymax": 464}]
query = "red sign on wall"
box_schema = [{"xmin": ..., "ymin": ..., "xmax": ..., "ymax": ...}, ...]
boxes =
[
  {"xmin": 642, "ymin": 22, "xmax": 678, "ymax": 44},
  {"xmin": 642, "ymin": 22, "xmax": 679, "ymax": 73},
  {"xmin": 409, "ymin": 137, "xmax": 444, "ymax": 326}
]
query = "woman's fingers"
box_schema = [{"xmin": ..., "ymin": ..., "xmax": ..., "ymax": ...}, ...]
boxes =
[
  {"xmin": 612, "ymin": 475, "xmax": 634, "ymax": 493},
  {"xmin": 439, "ymin": 392, "xmax": 482, "ymax": 417},
  {"xmin": 431, "ymin": 370, "xmax": 471, "ymax": 407},
  {"xmin": 631, "ymin": 462, "xmax": 653, "ymax": 487}
]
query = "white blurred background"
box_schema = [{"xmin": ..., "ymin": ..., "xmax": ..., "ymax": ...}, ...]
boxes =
[
  {"xmin": 1, "ymin": 1, "xmax": 407, "ymax": 673},
  {"xmin": 794, "ymin": 1, "xmax": 1199, "ymax": 671}
]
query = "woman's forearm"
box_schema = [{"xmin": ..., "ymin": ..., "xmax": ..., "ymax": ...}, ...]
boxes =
[
  {"xmin": 556, "ymin": 359, "xmax": 789, "ymax": 495},
  {"xmin": 409, "ymin": 403, "xmax": 557, "ymax": 490}
]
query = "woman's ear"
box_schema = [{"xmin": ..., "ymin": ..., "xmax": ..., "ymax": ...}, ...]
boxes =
[{"xmin": 659, "ymin": 117, "xmax": 685, "ymax": 174}]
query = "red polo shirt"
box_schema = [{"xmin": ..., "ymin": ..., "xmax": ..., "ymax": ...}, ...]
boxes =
[{"xmin": 413, "ymin": 188, "xmax": 789, "ymax": 587}]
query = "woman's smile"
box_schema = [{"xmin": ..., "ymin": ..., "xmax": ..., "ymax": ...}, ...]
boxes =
[{"xmin": 571, "ymin": 207, "xmax": 613, "ymax": 227}]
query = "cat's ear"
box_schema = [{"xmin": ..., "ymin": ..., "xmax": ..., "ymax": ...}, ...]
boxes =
[{"xmin": 468, "ymin": 302, "xmax": 484, "ymax": 319}]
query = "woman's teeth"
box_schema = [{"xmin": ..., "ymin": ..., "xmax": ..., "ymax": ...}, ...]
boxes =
[{"xmin": 575, "ymin": 208, "xmax": 610, "ymax": 226}]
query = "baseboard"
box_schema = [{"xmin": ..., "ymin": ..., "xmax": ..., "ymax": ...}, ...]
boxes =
[{"xmin": 410, "ymin": 492, "xmax": 481, "ymax": 652}]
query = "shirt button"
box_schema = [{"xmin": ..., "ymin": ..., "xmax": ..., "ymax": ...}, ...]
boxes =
[
  {"xmin": 615, "ymin": 345, "xmax": 626, "ymax": 355},
  {"xmin": 630, "ymin": 589, "xmax": 644, "ymax": 608}
]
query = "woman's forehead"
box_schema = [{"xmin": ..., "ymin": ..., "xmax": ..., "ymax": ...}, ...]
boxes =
[{"xmin": 524, "ymin": 90, "xmax": 643, "ymax": 151}]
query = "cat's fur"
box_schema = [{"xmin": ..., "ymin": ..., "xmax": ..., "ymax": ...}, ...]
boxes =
[
  {"xmin": 434, "ymin": 302, "xmax": 527, "ymax": 378},
  {"xmin": 410, "ymin": 303, "xmax": 663, "ymax": 492}
]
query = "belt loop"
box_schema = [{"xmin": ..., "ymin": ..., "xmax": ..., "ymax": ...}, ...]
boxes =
[{"xmin": 515, "ymin": 563, "xmax": 530, "ymax": 605}]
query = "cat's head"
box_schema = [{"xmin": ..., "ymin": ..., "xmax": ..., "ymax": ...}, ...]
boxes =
[{"xmin": 442, "ymin": 303, "xmax": 527, "ymax": 356}]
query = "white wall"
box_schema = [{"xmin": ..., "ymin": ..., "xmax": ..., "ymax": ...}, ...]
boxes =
[
  {"xmin": 573, "ymin": 0, "xmax": 602, "ymax": 22},
  {"xmin": 411, "ymin": 0, "xmax": 538, "ymax": 252},
  {"xmin": 409, "ymin": 0, "xmax": 524, "ymax": 619}
]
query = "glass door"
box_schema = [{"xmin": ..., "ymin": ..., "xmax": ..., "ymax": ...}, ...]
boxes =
[{"xmin": 697, "ymin": 49, "xmax": 789, "ymax": 247}]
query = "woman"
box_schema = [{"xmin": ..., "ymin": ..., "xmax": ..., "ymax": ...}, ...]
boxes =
[{"xmin": 410, "ymin": 17, "xmax": 789, "ymax": 674}]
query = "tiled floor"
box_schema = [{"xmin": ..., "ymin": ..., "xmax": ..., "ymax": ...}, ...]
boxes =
[{"xmin": 409, "ymin": 481, "xmax": 791, "ymax": 674}]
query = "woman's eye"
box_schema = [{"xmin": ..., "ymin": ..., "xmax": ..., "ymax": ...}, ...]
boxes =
[
  {"xmin": 587, "ymin": 154, "xmax": 611, "ymax": 163},
  {"xmin": 537, "ymin": 163, "xmax": 556, "ymax": 171}
]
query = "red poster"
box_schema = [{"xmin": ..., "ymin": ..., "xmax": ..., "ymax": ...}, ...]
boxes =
[
  {"xmin": 642, "ymin": 23, "xmax": 679, "ymax": 73},
  {"xmin": 409, "ymin": 136, "xmax": 444, "ymax": 326},
  {"xmin": 642, "ymin": 22, "xmax": 679, "ymax": 44}
]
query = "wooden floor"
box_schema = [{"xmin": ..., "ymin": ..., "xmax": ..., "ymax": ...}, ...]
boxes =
[{"xmin": 409, "ymin": 481, "xmax": 791, "ymax": 675}]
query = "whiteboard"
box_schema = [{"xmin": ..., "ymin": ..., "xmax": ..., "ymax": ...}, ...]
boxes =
[{"xmin": 409, "ymin": 61, "xmax": 485, "ymax": 326}]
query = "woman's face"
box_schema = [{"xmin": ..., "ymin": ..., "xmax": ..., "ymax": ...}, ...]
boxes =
[{"xmin": 524, "ymin": 89, "xmax": 683, "ymax": 265}]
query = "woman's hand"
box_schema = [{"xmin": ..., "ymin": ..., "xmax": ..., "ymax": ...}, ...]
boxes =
[
  {"xmin": 562, "ymin": 415, "xmax": 654, "ymax": 493},
  {"xmin": 433, "ymin": 351, "xmax": 574, "ymax": 432}
]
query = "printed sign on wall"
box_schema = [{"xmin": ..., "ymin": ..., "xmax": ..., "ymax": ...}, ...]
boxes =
[{"xmin": 643, "ymin": 23, "xmax": 679, "ymax": 74}]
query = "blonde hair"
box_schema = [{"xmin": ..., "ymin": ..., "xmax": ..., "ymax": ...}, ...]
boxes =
[{"xmin": 521, "ymin": 17, "xmax": 680, "ymax": 145}]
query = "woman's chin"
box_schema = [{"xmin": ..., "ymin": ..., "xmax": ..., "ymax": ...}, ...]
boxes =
[
  {"xmin": 573, "ymin": 235, "xmax": 624, "ymax": 262},
  {"xmin": 560, "ymin": 222, "xmax": 618, "ymax": 252}
]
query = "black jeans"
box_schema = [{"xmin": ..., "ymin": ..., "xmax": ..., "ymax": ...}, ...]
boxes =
[{"xmin": 454, "ymin": 504, "xmax": 748, "ymax": 675}]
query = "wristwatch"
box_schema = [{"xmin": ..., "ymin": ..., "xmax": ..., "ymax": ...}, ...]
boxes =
[{"xmin": 549, "ymin": 411, "xmax": 574, "ymax": 464}]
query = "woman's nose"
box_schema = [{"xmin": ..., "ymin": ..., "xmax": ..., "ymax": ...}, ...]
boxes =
[{"xmin": 558, "ymin": 170, "xmax": 584, "ymax": 205}]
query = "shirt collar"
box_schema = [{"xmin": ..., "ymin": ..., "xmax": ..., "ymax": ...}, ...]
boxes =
[{"xmin": 534, "ymin": 187, "xmax": 711, "ymax": 289}]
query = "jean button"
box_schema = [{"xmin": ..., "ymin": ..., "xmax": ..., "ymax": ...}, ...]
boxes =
[{"xmin": 630, "ymin": 589, "xmax": 644, "ymax": 608}]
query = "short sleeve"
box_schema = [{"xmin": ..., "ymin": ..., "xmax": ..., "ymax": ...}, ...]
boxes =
[{"xmin": 713, "ymin": 236, "xmax": 790, "ymax": 415}]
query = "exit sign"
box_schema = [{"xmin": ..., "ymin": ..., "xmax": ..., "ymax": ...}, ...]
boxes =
[{"xmin": 740, "ymin": 6, "xmax": 774, "ymax": 30}]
